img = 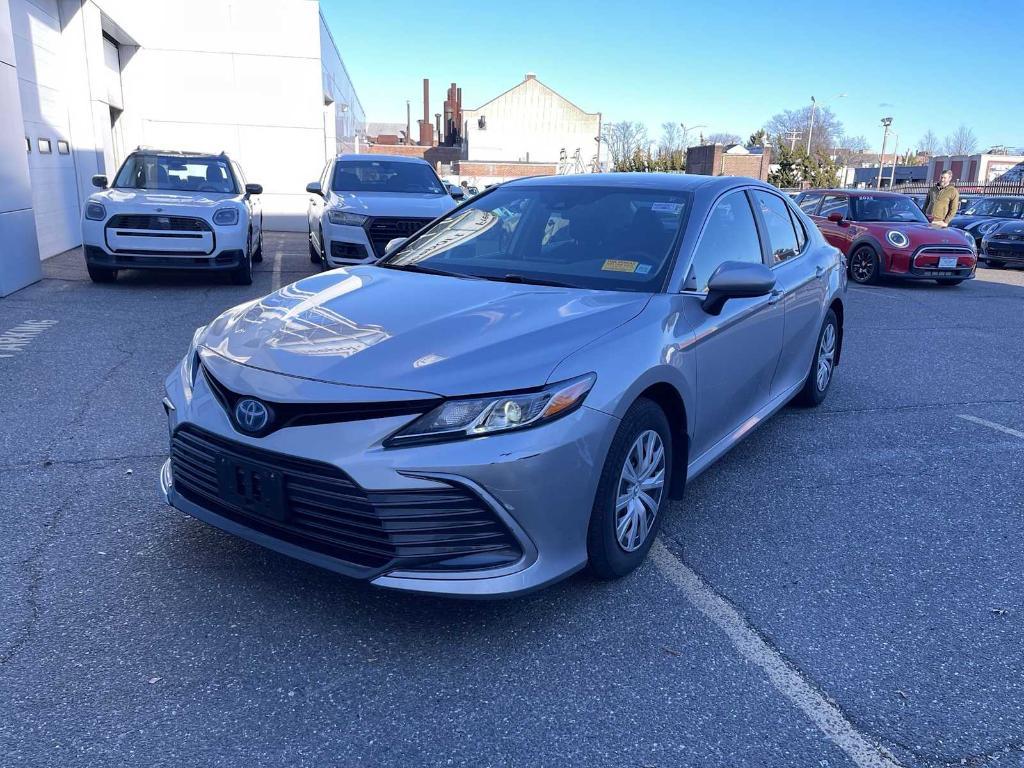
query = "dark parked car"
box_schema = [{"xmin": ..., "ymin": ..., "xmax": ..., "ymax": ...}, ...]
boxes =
[
  {"xmin": 795, "ymin": 189, "xmax": 976, "ymax": 286},
  {"xmin": 949, "ymin": 195, "xmax": 1024, "ymax": 248},
  {"xmin": 980, "ymin": 218, "xmax": 1024, "ymax": 268}
]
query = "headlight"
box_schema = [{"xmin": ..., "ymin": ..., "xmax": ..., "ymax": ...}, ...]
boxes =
[
  {"xmin": 885, "ymin": 230, "xmax": 909, "ymax": 248},
  {"xmin": 182, "ymin": 325, "xmax": 206, "ymax": 391},
  {"xmin": 977, "ymin": 221, "xmax": 1000, "ymax": 235},
  {"xmin": 327, "ymin": 210, "xmax": 369, "ymax": 226},
  {"xmin": 212, "ymin": 208, "xmax": 239, "ymax": 226},
  {"xmin": 85, "ymin": 202, "xmax": 106, "ymax": 221},
  {"xmin": 387, "ymin": 373, "xmax": 596, "ymax": 446}
]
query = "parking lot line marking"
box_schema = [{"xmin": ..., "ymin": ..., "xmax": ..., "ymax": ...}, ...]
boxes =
[
  {"xmin": 957, "ymin": 414, "xmax": 1024, "ymax": 440},
  {"xmin": 651, "ymin": 541, "xmax": 904, "ymax": 768},
  {"xmin": 272, "ymin": 248, "xmax": 283, "ymax": 290}
]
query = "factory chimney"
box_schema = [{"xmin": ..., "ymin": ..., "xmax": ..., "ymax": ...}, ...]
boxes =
[{"xmin": 418, "ymin": 78, "xmax": 433, "ymax": 146}]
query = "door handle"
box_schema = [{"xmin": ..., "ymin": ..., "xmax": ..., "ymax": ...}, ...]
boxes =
[{"xmin": 768, "ymin": 289, "xmax": 785, "ymax": 305}]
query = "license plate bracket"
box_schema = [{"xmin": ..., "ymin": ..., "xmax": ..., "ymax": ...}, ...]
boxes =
[
  {"xmin": 216, "ymin": 456, "xmax": 287, "ymax": 522},
  {"xmin": 938, "ymin": 256, "xmax": 959, "ymax": 269}
]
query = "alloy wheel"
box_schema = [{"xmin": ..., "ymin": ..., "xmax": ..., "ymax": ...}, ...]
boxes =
[
  {"xmin": 615, "ymin": 430, "xmax": 666, "ymax": 552},
  {"xmin": 816, "ymin": 322, "xmax": 836, "ymax": 391},
  {"xmin": 850, "ymin": 249, "xmax": 875, "ymax": 283}
]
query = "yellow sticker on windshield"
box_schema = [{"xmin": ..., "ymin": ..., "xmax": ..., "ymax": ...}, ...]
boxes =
[{"xmin": 602, "ymin": 259, "xmax": 639, "ymax": 273}]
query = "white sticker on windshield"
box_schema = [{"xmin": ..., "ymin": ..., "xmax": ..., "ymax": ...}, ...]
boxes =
[{"xmin": 651, "ymin": 202, "xmax": 683, "ymax": 214}]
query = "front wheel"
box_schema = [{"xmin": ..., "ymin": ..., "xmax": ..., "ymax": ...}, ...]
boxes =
[
  {"xmin": 230, "ymin": 250, "xmax": 252, "ymax": 286},
  {"xmin": 848, "ymin": 246, "xmax": 879, "ymax": 285},
  {"xmin": 793, "ymin": 309, "xmax": 838, "ymax": 408},
  {"xmin": 588, "ymin": 399, "xmax": 672, "ymax": 580},
  {"xmin": 252, "ymin": 229, "xmax": 263, "ymax": 263},
  {"xmin": 985, "ymin": 259, "xmax": 1005, "ymax": 269},
  {"xmin": 87, "ymin": 263, "xmax": 117, "ymax": 283},
  {"xmin": 309, "ymin": 229, "xmax": 320, "ymax": 263}
]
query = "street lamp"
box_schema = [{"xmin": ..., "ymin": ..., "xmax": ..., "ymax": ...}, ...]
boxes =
[
  {"xmin": 888, "ymin": 133, "xmax": 900, "ymax": 189},
  {"xmin": 876, "ymin": 117, "xmax": 893, "ymax": 189},
  {"xmin": 680, "ymin": 123, "xmax": 707, "ymax": 148},
  {"xmin": 807, "ymin": 93, "xmax": 845, "ymax": 154}
]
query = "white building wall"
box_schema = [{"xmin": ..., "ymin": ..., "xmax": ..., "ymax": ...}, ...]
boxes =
[
  {"xmin": 463, "ymin": 75, "xmax": 601, "ymax": 168},
  {"xmin": 0, "ymin": 0, "xmax": 42, "ymax": 295}
]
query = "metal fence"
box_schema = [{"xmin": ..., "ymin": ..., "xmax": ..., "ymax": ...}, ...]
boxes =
[{"xmin": 889, "ymin": 182, "xmax": 1024, "ymax": 196}]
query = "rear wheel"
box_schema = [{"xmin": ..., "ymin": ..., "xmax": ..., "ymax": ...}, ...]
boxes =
[
  {"xmin": 793, "ymin": 309, "xmax": 838, "ymax": 408},
  {"xmin": 848, "ymin": 245, "xmax": 879, "ymax": 285},
  {"xmin": 87, "ymin": 263, "xmax": 118, "ymax": 283},
  {"xmin": 588, "ymin": 399, "xmax": 672, "ymax": 580}
]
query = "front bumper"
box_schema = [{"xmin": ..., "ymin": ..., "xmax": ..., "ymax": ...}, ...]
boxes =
[
  {"xmin": 83, "ymin": 215, "xmax": 248, "ymax": 270},
  {"xmin": 160, "ymin": 359, "xmax": 618, "ymax": 597},
  {"xmin": 981, "ymin": 239, "xmax": 1024, "ymax": 265},
  {"xmin": 322, "ymin": 222, "xmax": 376, "ymax": 267},
  {"xmin": 881, "ymin": 247, "xmax": 976, "ymax": 281}
]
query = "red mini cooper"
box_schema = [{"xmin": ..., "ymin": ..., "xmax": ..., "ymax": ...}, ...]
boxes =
[{"xmin": 794, "ymin": 189, "xmax": 977, "ymax": 286}]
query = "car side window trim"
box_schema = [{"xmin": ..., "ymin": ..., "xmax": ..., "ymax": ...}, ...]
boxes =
[{"xmin": 749, "ymin": 189, "xmax": 808, "ymax": 267}]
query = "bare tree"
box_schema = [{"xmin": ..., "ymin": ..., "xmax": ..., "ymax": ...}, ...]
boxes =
[
  {"xmin": 918, "ymin": 129, "xmax": 940, "ymax": 156},
  {"xmin": 764, "ymin": 105, "xmax": 844, "ymax": 155},
  {"xmin": 705, "ymin": 132, "xmax": 742, "ymax": 146},
  {"xmin": 833, "ymin": 135, "xmax": 869, "ymax": 166},
  {"xmin": 943, "ymin": 125, "xmax": 978, "ymax": 156},
  {"xmin": 601, "ymin": 121, "xmax": 649, "ymax": 168},
  {"xmin": 658, "ymin": 122, "xmax": 683, "ymax": 155}
]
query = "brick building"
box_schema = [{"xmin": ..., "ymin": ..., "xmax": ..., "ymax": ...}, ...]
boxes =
[
  {"xmin": 929, "ymin": 152, "xmax": 1024, "ymax": 184},
  {"xmin": 686, "ymin": 143, "xmax": 772, "ymax": 181}
]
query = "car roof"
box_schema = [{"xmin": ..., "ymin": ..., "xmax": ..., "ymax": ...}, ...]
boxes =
[
  {"xmin": 499, "ymin": 172, "xmax": 770, "ymax": 194},
  {"xmin": 130, "ymin": 148, "xmax": 228, "ymax": 159},
  {"xmin": 804, "ymin": 189, "xmax": 908, "ymax": 198},
  {"xmin": 336, "ymin": 153, "xmax": 430, "ymax": 165}
]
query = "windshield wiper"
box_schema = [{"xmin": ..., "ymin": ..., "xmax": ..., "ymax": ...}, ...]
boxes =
[
  {"xmin": 380, "ymin": 264, "xmax": 483, "ymax": 280},
  {"xmin": 490, "ymin": 273, "xmax": 577, "ymax": 288}
]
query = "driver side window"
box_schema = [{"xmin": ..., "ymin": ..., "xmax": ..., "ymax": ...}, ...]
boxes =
[{"xmin": 686, "ymin": 191, "xmax": 763, "ymax": 292}]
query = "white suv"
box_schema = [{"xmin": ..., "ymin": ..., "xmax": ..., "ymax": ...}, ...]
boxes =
[
  {"xmin": 306, "ymin": 154, "xmax": 461, "ymax": 268},
  {"xmin": 82, "ymin": 149, "xmax": 263, "ymax": 285}
]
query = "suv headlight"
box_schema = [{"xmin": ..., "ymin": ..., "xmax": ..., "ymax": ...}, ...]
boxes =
[
  {"xmin": 886, "ymin": 230, "xmax": 909, "ymax": 248},
  {"xmin": 182, "ymin": 325, "xmax": 206, "ymax": 391},
  {"xmin": 85, "ymin": 202, "xmax": 106, "ymax": 221},
  {"xmin": 387, "ymin": 373, "xmax": 596, "ymax": 446},
  {"xmin": 327, "ymin": 210, "xmax": 369, "ymax": 226},
  {"xmin": 212, "ymin": 208, "xmax": 239, "ymax": 226}
]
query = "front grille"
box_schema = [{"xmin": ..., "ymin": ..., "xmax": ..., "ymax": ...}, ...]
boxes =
[
  {"xmin": 365, "ymin": 217, "xmax": 433, "ymax": 257},
  {"xmin": 108, "ymin": 214, "xmax": 210, "ymax": 231},
  {"xmin": 170, "ymin": 425, "xmax": 522, "ymax": 575}
]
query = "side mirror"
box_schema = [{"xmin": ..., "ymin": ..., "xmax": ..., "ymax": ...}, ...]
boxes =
[
  {"xmin": 385, "ymin": 237, "xmax": 407, "ymax": 254},
  {"xmin": 449, "ymin": 187, "xmax": 466, "ymax": 201},
  {"xmin": 245, "ymin": 183, "xmax": 263, "ymax": 196},
  {"xmin": 701, "ymin": 261, "xmax": 776, "ymax": 316},
  {"xmin": 827, "ymin": 212, "xmax": 844, "ymax": 223},
  {"xmin": 306, "ymin": 181, "xmax": 322, "ymax": 195},
  {"xmin": 91, "ymin": 174, "xmax": 108, "ymax": 189}
]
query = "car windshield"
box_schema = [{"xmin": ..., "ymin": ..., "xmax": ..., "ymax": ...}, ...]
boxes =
[
  {"xmin": 963, "ymin": 198, "xmax": 1024, "ymax": 218},
  {"xmin": 332, "ymin": 160, "xmax": 445, "ymax": 195},
  {"xmin": 378, "ymin": 185, "xmax": 692, "ymax": 292},
  {"xmin": 113, "ymin": 154, "xmax": 237, "ymax": 193},
  {"xmin": 851, "ymin": 195, "xmax": 927, "ymax": 223}
]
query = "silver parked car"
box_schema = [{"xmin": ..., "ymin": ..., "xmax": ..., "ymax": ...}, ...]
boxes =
[{"xmin": 160, "ymin": 174, "xmax": 846, "ymax": 597}]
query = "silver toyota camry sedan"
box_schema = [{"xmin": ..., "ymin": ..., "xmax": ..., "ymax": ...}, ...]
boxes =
[{"xmin": 160, "ymin": 174, "xmax": 846, "ymax": 597}]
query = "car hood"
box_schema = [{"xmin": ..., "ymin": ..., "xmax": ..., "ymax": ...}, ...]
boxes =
[
  {"xmin": 92, "ymin": 189, "xmax": 239, "ymax": 209},
  {"xmin": 200, "ymin": 266, "xmax": 651, "ymax": 397},
  {"xmin": 865, "ymin": 221, "xmax": 973, "ymax": 245},
  {"xmin": 948, "ymin": 214, "xmax": 1010, "ymax": 231},
  {"xmin": 327, "ymin": 191, "xmax": 455, "ymax": 219}
]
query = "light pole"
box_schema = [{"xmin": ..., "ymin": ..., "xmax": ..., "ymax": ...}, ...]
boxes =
[
  {"xmin": 876, "ymin": 117, "xmax": 893, "ymax": 189},
  {"xmin": 679, "ymin": 122, "xmax": 707, "ymax": 149},
  {"xmin": 888, "ymin": 133, "xmax": 900, "ymax": 189},
  {"xmin": 806, "ymin": 93, "xmax": 845, "ymax": 154}
]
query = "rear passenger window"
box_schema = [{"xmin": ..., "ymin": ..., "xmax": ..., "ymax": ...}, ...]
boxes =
[
  {"xmin": 797, "ymin": 193, "xmax": 823, "ymax": 214},
  {"xmin": 790, "ymin": 207, "xmax": 807, "ymax": 251},
  {"xmin": 686, "ymin": 191, "xmax": 763, "ymax": 292},
  {"xmin": 753, "ymin": 190, "xmax": 799, "ymax": 263}
]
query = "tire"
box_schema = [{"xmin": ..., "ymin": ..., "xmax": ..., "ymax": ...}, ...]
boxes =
[
  {"xmin": 87, "ymin": 263, "xmax": 117, "ymax": 283},
  {"xmin": 317, "ymin": 228, "xmax": 328, "ymax": 271},
  {"xmin": 936, "ymin": 279, "xmax": 964, "ymax": 286},
  {"xmin": 252, "ymin": 229, "xmax": 263, "ymax": 263},
  {"xmin": 587, "ymin": 398, "xmax": 673, "ymax": 580},
  {"xmin": 230, "ymin": 249, "xmax": 253, "ymax": 286},
  {"xmin": 848, "ymin": 245, "xmax": 880, "ymax": 285},
  {"xmin": 793, "ymin": 309, "xmax": 839, "ymax": 408},
  {"xmin": 309, "ymin": 229, "xmax": 320, "ymax": 263}
]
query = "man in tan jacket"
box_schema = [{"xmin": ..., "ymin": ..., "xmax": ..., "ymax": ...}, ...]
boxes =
[{"xmin": 925, "ymin": 169, "xmax": 960, "ymax": 226}]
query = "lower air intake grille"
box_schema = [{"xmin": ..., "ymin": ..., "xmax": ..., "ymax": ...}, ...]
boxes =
[{"xmin": 170, "ymin": 424, "xmax": 521, "ymax": 575}]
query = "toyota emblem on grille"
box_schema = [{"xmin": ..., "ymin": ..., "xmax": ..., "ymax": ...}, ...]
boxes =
[{"xmin": 235, "ymin": 398, "xmax": 270, "ymax": 432}]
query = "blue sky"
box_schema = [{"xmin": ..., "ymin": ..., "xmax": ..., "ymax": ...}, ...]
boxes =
[{"xmin": 321, "ymin": 0, "xmax": 1023, "ymax": 153}]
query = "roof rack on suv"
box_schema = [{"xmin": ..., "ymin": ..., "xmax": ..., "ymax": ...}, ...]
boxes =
[{"xmin": 132, "ymin": 146, "xmax": 227, "ymax": 157}]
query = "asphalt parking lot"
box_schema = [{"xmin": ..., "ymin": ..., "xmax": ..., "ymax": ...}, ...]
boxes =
[{"xmin": 1, "ymin": 233, "xmax": 1022, "ymax": 768}]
